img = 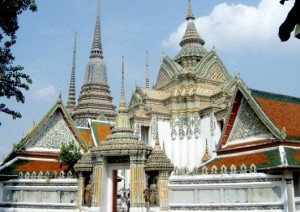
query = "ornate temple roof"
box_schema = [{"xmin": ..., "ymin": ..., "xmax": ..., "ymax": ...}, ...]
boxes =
[
  {"xmin": 8, "ymin": 95, "xmax": 87, "ymax": 156},
  {"xmin": 72, "ymin": 1, "xmax": 116, "ymax": 126},
  {"xmin": 251, "ymin": 89, "xmax": 300, "ymax": 139},
  {"xmin": 174, "ymin": 0, "xmax": 207, "ymax": 69},
  {"xmin": 198, "ymin": 145, "xmax": 300, "ymax": 174},
  {"xmin": 199, "ymin": 79, "xmax": 300, "ymax": 174},
  {"xmin": 0, "ymin": 158, "xmax": 70, "ymax": 176},
  {"xmin": 145, "ymin": 133, "xmax": 174, "ymax": 172},
  {"xmin": 0, "ymin": 95, "xmax": 88, "ymax": 178},
  {"xmin": 220, "ymin": 79, "xmax": 300, "ymax": 149}
]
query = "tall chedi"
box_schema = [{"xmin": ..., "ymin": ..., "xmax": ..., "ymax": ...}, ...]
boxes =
[
  {"xmin": 66, "ymin": 32, "xmax": 77, "ymax": 112},
  {"xmin": 72, "ymin": 0, "xmax": 116, "ymax": 127}
]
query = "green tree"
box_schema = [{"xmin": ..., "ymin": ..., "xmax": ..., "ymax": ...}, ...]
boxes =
[
  {"xmin": 0, "ymin": 0, "xmax": 37, "ymax": 125},
  {"xmin": 58, "ymin": 141, "xmax": 83, "ymax": 169}
]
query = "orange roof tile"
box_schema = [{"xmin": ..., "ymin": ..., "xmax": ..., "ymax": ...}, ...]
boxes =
[
  {"xmin": 14, "ymin": 160, "xmax": 69, "ymax": 173},
  {"xmin": 79, "ymin": 129, "xmax": 91, "ymax": 145},
  {"xmin": 255, "ymin": 97, "xmax": 300, "ymax": 138},
  {"xmin": 94, "ymin": 125, "xmax": 111, "ymax": 142},
  {"xmin": 90, "ymin": 122, "xmax": 112, "ymax": 144},
  {"xmin": 205, "ymin": 152, "xmax": 270, "ymax": 170}
]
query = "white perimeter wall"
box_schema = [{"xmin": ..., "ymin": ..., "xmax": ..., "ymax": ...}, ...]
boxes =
[{"xmin": 168, "ymin": 173, "xmax": 288, "ymax": 211}]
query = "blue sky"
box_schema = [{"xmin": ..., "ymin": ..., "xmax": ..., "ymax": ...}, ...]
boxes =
[{"xmin": 0, "ymin": 0, "xmax": 299, "ymax": 160}]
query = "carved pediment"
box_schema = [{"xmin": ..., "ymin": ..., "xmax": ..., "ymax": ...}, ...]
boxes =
[
  {"xmin": 229, "ymin": 99, "xmax": 270, "ymax": 142},
  {"xmin": 204, "ymin": 63, "xmax": 227, "ymax": 83},
  {"xmin": 27, "ymin": 112, "xmax": 78, "ymax": 150},
  {"xmin": 194, "ymin": 51, "xmax": 230, "ymax": 83},
  {"xmin": 155, "ymin": 56, "xmax": 182, "ymax": 89}
]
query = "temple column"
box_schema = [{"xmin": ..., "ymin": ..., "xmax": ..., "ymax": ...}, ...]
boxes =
[
  {"xmin": 77, "ymin": 172, "xmax": 84, "ymax": 208},
  {"xmin": 284, "ymin": 170, "xmax": 295, "ymax": 212},
  {"xmin": 92, "ymin": 152, "xmax": 103, "ymax": 208},
  {"xmin": 130, "ymin": 153, "xmax": 146, "ymax": 211},
  {"xmin": 158, "ymin": 171, "xmax": 170, "ymax": 211}
]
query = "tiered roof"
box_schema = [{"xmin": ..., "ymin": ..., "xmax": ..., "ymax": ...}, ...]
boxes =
[
  {"xmin": 145, "ymin": 133, "xmax": 173, "ymax": 173},
  {"xmin": 199, "ymin": 79, "xmax": 300, "ymax": 173}
]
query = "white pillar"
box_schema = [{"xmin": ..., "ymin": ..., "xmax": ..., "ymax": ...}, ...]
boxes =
[{"xmin": 284, "ymin": 170, "xmax": 295, "ymax": 212}]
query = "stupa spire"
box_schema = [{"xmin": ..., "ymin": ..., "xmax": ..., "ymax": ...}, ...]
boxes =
[
  {"xmin": 90, "ymin": 0, "xmax": 103, "ymax": 59},
  {"xmin": 145, "ymin": 51, "xmax": 150, "ymax": 88},
  {"xmin": 201, "ymin": 139, "xmax": 211, "ymax": 163},
  {"xmin": 72, "ymin": 0, "xmax": 117, "ymax": 126},
  {"xmin": 174, "ymin": 0, "xmax": 207, "ymax": 69},
  {"xmin": 113, "ymin": 56, "xmax": 132, "ymax": 130},
  {"xmin": 119, "ymin": 56, "xmax": 127, "ymax": 112},
  {"xmin": 186, "ymin": 0, "xmax": 195, "ymax": 20},
  {"xmin": 180, "ymin": 0, "xmax": 205, "ymax": 47},
  {"xmin": 66, "ymin": 32, "xmax": 77, "ymax": 112}
]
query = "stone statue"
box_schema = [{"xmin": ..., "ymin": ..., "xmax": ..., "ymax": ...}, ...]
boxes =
[{"xmin": 84, "ymin": 180, "xmax": 93, "ymax": 206}]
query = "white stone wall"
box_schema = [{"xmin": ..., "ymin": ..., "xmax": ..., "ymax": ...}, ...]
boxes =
[
  {"xmin": 0, "ymin": 179, "xmax": 78, "ymax": 211},
  {"xmin": 156, "ymin": 114, "xmax": 222, "ymax": 172},
  {"xmin": 168, "ymin": 173, "xmax": 288, "ymax": 211}
]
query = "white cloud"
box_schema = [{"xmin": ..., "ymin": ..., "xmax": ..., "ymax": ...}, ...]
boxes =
[
  {"xmin": 33, "ymin": 85, "xmax": 56, "ymax": 100},
  {"xmin": 162, "ymin": 0, "xmax": 295, "ymax": 54}
]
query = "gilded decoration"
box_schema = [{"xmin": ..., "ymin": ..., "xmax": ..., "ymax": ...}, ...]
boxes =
[
  {"xmin": 28, "ymin": 113, "xmax": 77, "ymax": 149},
  {"xmin": 230, "ymin": 99, "xmax": 270, "ymax": 141}
]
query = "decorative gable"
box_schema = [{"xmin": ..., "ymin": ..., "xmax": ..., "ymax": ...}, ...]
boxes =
[
  {"xmin": 156, "ymin": 67, "xmax": 173, "ymax": 89},
  {"xmin": 27, "ymin": 111, "xmax": 78, "ymax": 150},
  {"xmin": 204, "ymin": 63, "xmax": 227, "ymax": 83},
  {"xmin": 194, "ymin": 51, "xmax": 230, "ymax": 83},
  {"xmin": 155, "ymin": 56, "xmax": 182, "ymax": 89},
  {"xmin": 229, "ymin": 98, "xmax": 270, "ymax": 142}
]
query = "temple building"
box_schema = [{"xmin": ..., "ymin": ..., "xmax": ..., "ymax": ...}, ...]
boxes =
[
  {"xmin": 0, "ymin": 0, "xmax": 300, "ymax": 211},
  {"xmin": 128, "ymin": 0, "xmax": 234, "ymax": 171}
]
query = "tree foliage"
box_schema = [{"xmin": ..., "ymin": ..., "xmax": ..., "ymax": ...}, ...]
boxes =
[
  {"xmin": 58, "ymin": 142, "xmax": 83, "ymax": 168},
  {"xmin": 0, "ymin": 0, "xmax": 37, "ymax": 124},
  {"xmin": 279, "ymin": 0, "xmax": 300, "ymax": 41}
]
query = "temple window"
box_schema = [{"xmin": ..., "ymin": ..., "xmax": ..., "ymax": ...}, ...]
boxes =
[
  {"xmin": 141, "ymin": 125, "xmax": 150, "ymax": 145},
  {"xmin": 217, "ymin": 119, "xmax": 224, "ymax": 132},
  {"xmin": 293, "ymin": 172, "xmax": 300, "ymax": 197}
]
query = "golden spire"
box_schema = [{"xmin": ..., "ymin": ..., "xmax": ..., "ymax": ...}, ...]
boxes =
[{"xmin": 201, "ymin": 140, "xmax": 211, "ymax": 163}]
